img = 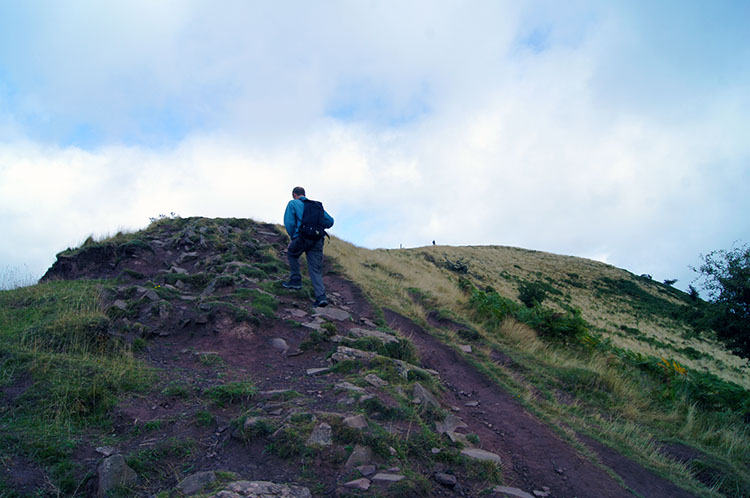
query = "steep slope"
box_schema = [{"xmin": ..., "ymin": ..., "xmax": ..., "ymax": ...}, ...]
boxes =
[{"xmin": 0, "ymin": 216, "xmax": 746, "ymax": 497}]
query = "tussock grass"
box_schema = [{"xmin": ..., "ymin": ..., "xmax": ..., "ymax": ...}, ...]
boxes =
[{"xmin": 0, "ymin": 280, "xmax": 152, "ymax": 493}]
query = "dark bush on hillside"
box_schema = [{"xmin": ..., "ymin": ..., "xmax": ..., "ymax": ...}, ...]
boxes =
[
  {"xmin": 517, "ymin": 306, "xmax": 588, "ymax": 344},
  {"xmin": 467, "ymin": 284, "xmax": 588, "ymax": 345},
  {"xmin": 518, "ymin": 281, "xmax": 548, "ymax": 308}
]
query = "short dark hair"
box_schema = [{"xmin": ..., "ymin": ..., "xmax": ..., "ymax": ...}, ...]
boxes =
[{"xmin": 292, "ymin": 186, "xmax": 306, "ymax": 197}]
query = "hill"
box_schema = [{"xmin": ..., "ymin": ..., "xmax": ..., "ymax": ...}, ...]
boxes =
[{"xmin": 0, "ymin": 216, "xmax": 747, "ymax": 497}]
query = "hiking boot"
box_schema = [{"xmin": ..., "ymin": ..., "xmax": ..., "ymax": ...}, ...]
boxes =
[
  {"xmin": 313, "ymin": 298, "xmax": 328, "ymax": 308},
  {"xmin": 282, "ymin": 281, "xmax": 302, "ymax": 290}
]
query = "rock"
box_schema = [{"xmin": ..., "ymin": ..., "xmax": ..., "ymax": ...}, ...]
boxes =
[
  {"xmin": 200, "ymin": 280, "xmax": 216, "ymax": 297},
  {"xmin": 364, "ymin": 374, "xmax": 388, "ymax": 387},
  {"xmin": 112, "ymin": 300, "xmax": 128, "ymax": 311},
  {"xmin": 459, "ymin": 344, "xmax": 472, "ymax": 353},
  {"xmin": 95, "ymin": 446, "xmax": 117, "ymax": 457},
  {"xmin": 465, "ymin": 401, "xmax": 480, "ymax": 407},
  {"xmin": 435, "ymin": 413, "xmax": 468, "ymax": 434},
  {"xmin": 269, "ymin": 338, "xmax": 288, "ymax": 351},
  {"xmin": 342, "ymin": 478, "xmax": 371, "ymax": 490},
  {"xmin": 335, "ymin": 382, "xmax": 366, "ymax": 393},
  {"xmin": 285, "ymin": 308, "xmax": 308, "ymax": 318},
  {"xmin": 306, "ymin": 422, "xmax": 333, "ymax": 446},
  {"xmin": 97, "ymin": 454, "xmax": 138, "ymax": 497},
  {"xmin": 343, "ymin": 414, "xmax": 368, "ymax": 429},
  {"xmin": 434, "ymin": 472, "xmax": 457, "ymax": 487},
  {"xmin": 171, "ymin": 265, "xmax": 189, "ymax": 274},
  {"xmin": 446, "ymin": 431, "xmax": 473, "ymax": 446},
  {"xmin": 306, "ymin": 367, "xmax": 330, "ymax": 376},
  {"xmin": 345, "ymin": 444, "xmax": 374, "ymax": 467},
  {"xmin": 215, "ymin": 480, "xmax": 311, "ymax": 497},
  {"xmin": 371, "ymin": 473, "xmax": 405, "ymax": 483},
  {"xmin": 301, "ymin": 322, "xmax": 322, "ymax": 332},
  {"xmin": 357, "ymin": 465, "xmax": 377, "ymax": 477},
  {"xmin": 492, "ymin": 486, "xmax": 535, "ymax": 498},
  {"xmin": 314, "ymin": 307, "xmax": 351, "ymax": 321},
  {"xmin": 348, "ymin": 328, "xmax": 399, "ymax": 344},
  {"xmin": 460, "ymin": 448, "xmax": 502, "ymax": 464},
  {"xmin": 177, "ymin": 471, "xmax": 217, "ymax": 495},
  {"xmin": 392, "ymin": 359, "xmax": 411, "ymax": 379},
  {"xmin": 533, "ymin": 491, "xmax": 550, "ymax": 497},
  {"xmin": 412, "ymin": 383, "xmax": 440, "ymax": 408},
  {"xmin": 328, "ymin": 346, "xmax": 376, "ymax": 364},
  {"xmin": 143, "ymin": 289, "xmax": 160, "ymax": 301}
]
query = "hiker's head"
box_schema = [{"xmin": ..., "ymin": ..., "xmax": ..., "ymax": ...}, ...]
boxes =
[{"xmin": 292, "ymin": 186, "xmax": 305, "ymax": 199}]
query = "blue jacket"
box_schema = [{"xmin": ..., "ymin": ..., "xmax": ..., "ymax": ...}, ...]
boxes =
[{"xmin": 284, "ymin": 196, "xmax": 334, "ymax": 239}]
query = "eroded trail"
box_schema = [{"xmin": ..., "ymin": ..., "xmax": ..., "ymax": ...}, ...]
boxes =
[{"xmin": 378, "ymin": 307, "xmax": 697, "ymax": 498}]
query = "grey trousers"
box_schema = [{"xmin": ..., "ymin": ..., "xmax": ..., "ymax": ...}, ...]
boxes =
[{"xmin": 287, "ymin": 237, "xmax": 326, "ymax": 300}]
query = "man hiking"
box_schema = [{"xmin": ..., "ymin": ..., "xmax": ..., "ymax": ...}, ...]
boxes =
[{"xmin": 282, "ymin": 186, "xmax": 334, "ymax": 307}]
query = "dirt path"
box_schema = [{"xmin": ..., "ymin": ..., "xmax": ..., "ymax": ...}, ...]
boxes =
[{"xmin": 380, "ymin": 307, "xmax": 697, "ymax": 498}]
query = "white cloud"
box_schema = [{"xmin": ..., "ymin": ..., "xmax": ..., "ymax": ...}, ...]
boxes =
[{"xmin": 0, "ymin": 1, "xmax": 748, "ymax": 291}]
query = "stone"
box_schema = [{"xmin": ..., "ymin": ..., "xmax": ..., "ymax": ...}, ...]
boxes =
[
  {"xmin": 301, "ymin": 321, "xmax": 322, "ymax": 332},
  {"xmin": 434, "ymin": 472, "xmax": 457, "ymax": 487},
  {"xmin": 412, "ymin": 382, "xmax": 440, "ymax": 408},
  {"xmin": 112, "ymin": 300, "xmax": 128, "ymax": 311},
  {"xmin": 269, "ymin": 338, "xmax": 289, "ymax": 351},
  {"xmin": 342, "ymin": 478, "xmax": 371, "ymax": 491},
  {"xmin": 533, "ymin": 491, "xmax": 550, "ymax": 497},
  {"xmin": 285, "ymin": 308, "xmax": 308, "ymax": 318},
  {"xmin": 435, "ymin": 413, "xmax": 468, "ymax": 434},
  {"xmin": 217, "ymin": 480, "xmax": 312, "ymax": 497},
  {"xmin": 492, "ymin": 486, "xmax": 535, "ymax": 498},
  {"xmin": 306, "ymin": 423, "xmax": 333, "ymax": 446},
  {"xmin": 357, "ymin": 465, "xmax": 377, "ymax": 477},
  {"xmin": 345, "ymin": 444, "xmax": 374, "ymax": 467},
  {"xmin": 329, "ymin": 346, "xmax": 376, "ymax": 364},
  {"xmin": 465, "ymin": 401, "xmax": 480, "ymax": 407},
  {"xmin": 306, "ymin": 367, "xmax": 330, "ymax": 376},
  {"xmin": 95, "ymin": 446, "xmax": 117, "ymax": 457},
  {"xmin": 447, "ymin": 431, "xmax": 473, "ymax": 446},
  {"xmin": 348, "ymin": 328, "xmax": 399, "ymax": 344},
  {"xmin": 177, "ymin": 471, "xmax": 217, "ymax": 495},
  {"xmin": 314, "ymin": 307, "xmax": 350, "ymax": 321},
  {"xmin": 97, "ymin": 454, "xmax": 138, "ymax": 497},
  {"xmin": 143, "ymin": 289, "xmax": 160, "ymax": 301},
  {"xmin": 364, "ymin": 374, "xmax": 388, "ymax": 387},
  {"xmin": 335, "ymin": 382, "xmax": 366, "ymax": 393},
  {"xmin": 343, "ymin": 414, "xmax": 368, "ymax": 429},
  {"xmin": 460, "ymin": 448, "xmax": 502, "ymax": 464},
  {"xmin": 459, "ymin": 344, "xmax": 472, "ymax": 353},
  {"xmin": 371, "ymin": 473, "xmax": 405, "ymax": 483}
]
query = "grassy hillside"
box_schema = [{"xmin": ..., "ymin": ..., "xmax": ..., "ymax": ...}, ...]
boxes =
[
  {"xmin": 1, "ymin": 218, "xmax": 748, "ymax": 497},
  {"xmin": 327, "ymin": 238, "xmax": 750, "ymax": 496}
]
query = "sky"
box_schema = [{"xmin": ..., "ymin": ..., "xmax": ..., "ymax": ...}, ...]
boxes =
[{"xmin": 1, "ymin": 0, "xmax": 749, "ymax": 291}]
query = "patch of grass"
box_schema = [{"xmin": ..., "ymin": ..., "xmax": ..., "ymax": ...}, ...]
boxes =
[
  {"xmin": 266, "ymin": 427, "xmax": 308, "ymax": 458},
  {"xmin": 126, "ymin": 437, "xmax": 197, "ymax": 477},
  {"xmin": 194, "ymin": 410, "xmax": 215, "ymax": 427},
  {"xmin": 233, "ymin": 288, "xmax": 278, "ymax": 319},
  {"xmin": 198, "ymin": 352, "xmax": 225, "ymax": 367},
  {"xmin": 237, "ymin": 266, "xmax": 267, "ymax": 280},
  {"xmin": 204, "ymin": 381, "xmax": 256, "ymax": 406},
  {"xmin": 163, "ymin": 272, "xmax": 211, "ymax": 289},
  {"xmin": 162, "ymin": 381, "xmax": 191, "ymax": 398}
]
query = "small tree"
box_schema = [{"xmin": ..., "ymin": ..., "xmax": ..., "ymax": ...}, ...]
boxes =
[{"xmin": 694, "ymin": 244, "xmax": 750, "ymax": 359}]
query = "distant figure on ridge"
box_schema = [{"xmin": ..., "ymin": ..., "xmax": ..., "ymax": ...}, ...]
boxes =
[{"xmin": 282, "ymin": 186, "xmax": 334, "ymax": 307}]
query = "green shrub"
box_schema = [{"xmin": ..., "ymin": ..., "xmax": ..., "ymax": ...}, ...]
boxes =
[{"xmin": 518, "ymin": 281, "xmax": 548, "ymax": 308}]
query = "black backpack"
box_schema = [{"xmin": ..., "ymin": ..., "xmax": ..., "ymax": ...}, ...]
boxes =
[{"xmin": 298, "ymin": 199, "xmax": 327, "ymax": 241}]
